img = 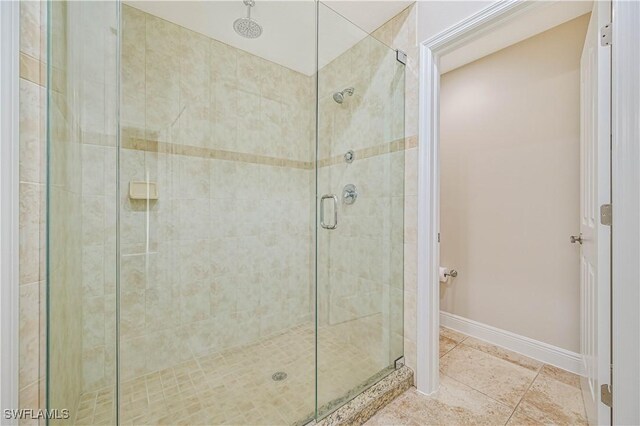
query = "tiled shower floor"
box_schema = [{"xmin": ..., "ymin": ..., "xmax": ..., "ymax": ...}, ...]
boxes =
[{"xmin": 75, "ymin": 322, "xmax": 388, "ymax": 425}]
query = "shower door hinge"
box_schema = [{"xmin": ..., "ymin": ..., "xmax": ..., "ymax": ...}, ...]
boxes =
[
  {"xmin": 396, "ymin": 49, "xmax": 407, "ymax": 65},
  {"xmin": 394, "ymin": 356, "xmax": 405, "ymax": 369},
  {"xmin": 600, "ymin": 23, "xmax": 612, "ymax": 46},
  {"xmin": 601, "ymin": 383, "xmax": 613, "ymax": 407},
  {"xmin": 438, "ymin": 233, "xmax": 440, "ymax": 243},
  {"xmin": 600, "ymin": 204, "xmax": 612, "ymax": 226}
]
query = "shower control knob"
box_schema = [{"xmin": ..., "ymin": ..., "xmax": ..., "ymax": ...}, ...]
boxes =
[
  {"xmin": 344, "ymin": 150, "xmax": 355, "ymax": 163},
  {"xmin": 343, "ymin": 184, "xmax": 358, "ymax": 205}
]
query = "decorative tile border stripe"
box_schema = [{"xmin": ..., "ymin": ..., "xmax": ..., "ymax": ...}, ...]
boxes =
[
  {"xmin": 20, "ymin": 53, "xmax": 71, "ymax": 98},
  {"xmin": 85, "ymin": 127, "xmax": 418, "ymax": 170},
  {"xmin": 19, "ymin": 53, "xmax": 45, "ymax": 87},
  {"xmin": 123, "ymin": 132, "xmax": 314, "ymax": 170},
  {"xmin": 405, "ymin": 134, "xmax": 418, "ymax": 149},
  {"xmin": 317, "ymin": 135, "xmax": 416, "ymax": 168},
  {"xmin": 317, "ymin": 366, "xmax": 413, "ymax": 426}
]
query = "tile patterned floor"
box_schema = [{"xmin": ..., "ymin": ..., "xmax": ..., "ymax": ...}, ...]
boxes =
[
  {"xmin": 367, "ymin": 328, "xmax": 588, "ymax": 426},
  {"xmin": 74, "ymin": 322, "xmax": 390, "ymax": 425}
]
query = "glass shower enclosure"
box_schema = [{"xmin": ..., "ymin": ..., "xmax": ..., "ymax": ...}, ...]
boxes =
[{"xmin": 47, "ymin": 1, "xmax": 405, "ymax": 424}]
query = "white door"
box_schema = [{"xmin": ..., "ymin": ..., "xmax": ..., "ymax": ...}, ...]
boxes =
[{"xmin": 579, "ymin": 1, "xmax": 611, "ymax": 424}]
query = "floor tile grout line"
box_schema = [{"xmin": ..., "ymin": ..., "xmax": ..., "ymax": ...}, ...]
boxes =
[
  {"xmin": 439, "ymin": 342, "xmax": 460, "ymax": 359},
  {"xmin": 457, "ymin": 336, "xmax": 545, "ymax": 374},
  {"xmin": 441, "ymin": 327, "xmax": 468, "ymax": 345},
  {"xmin": 440, "ymin": 371, "xmax": 515, "ymax": 412},
  {"xmin": 440, "ymin": 336, "xmax": 545, "ymax": 416},
  {"xmin": 439, "ymin": 332, "xmax": 468, "ymax": 359},
  {"xmin": 440, "ymin": 332, "xmax": 538, "ymax": 416},
  {"xmin": 445, "ymin": 334, "xmax": 546, "ymax": 379},
  {"xmin": 446, "ymin": 341, "xmax": 534, "ymax": 373},
  {"xmin": 503, "ymin": 367, "xmax": 542, "ymax": 425},
  {"xmin": 442, "ymin": 342, "xmax": 542, "ymax": 422},
  {"xmin": 577, "ymin": 374, "xmax": 589, "ymax": 422}
]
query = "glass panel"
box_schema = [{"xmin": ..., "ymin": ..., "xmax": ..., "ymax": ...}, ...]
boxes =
[
  {"xmin": 47, "ymin": 1, "xmax": 119, "ymax": 423},
  {"xmin": 316, "ymin": 2, "xmax": 405, "ymax": 418},
  {"xmin": 47, "ymin": 1, "xmax": 405, "ymax": 423},
  {"xmin": 118, "ymin": 2, "xmax": 316, "ymax": 424}
]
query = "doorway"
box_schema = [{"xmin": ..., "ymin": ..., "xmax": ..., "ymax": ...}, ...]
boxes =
[{"xmin": 417, "ymin": 2, "xmax": 612, "ymax": 425}]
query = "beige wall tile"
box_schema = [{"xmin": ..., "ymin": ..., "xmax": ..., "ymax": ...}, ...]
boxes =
[
  {"xmin": 20, "ymin": 1, "xmax": 41, "ymax": 60},
  {"xmin": 19, "ymin": 182, "xmax": 40, "ymax": 286},
  {"xmin": 19, "ymin": 283, "xmax": 40, "ymax": 390}
]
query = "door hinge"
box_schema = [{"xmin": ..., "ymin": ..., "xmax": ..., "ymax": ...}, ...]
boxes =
[
  {"xmin": 600, "ymin": 23, "xmax": 612, "ymax": 46},
  {"xmin": 601, "ymin": 383, "xmax": 613, "ymax": 407},
  {"xmin": 600, "ymin": 204, "xmax": 612, "ymax": 226},
  {"xmin": 396, "ymin": 49, "xmax": 407, "ymax": 65},
  {"xmin": 438, "ymin": 232, "xmax": 440, "ymax": 243}
]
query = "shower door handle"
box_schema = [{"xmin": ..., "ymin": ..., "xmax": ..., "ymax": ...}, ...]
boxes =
[{"xmin": 320, "ymin": 194, "xmax": 338, "ymax": 230}]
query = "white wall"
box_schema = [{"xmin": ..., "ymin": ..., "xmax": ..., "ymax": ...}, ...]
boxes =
[{"xmin": 439, "ymin": 14, "xmax": 589, "ymax": 352}]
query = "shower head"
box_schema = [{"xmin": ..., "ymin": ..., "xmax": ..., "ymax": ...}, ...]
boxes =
[
  {"xmin": 234, "ymin": 0, "xmax": 262, "ymax": 39},
  {"xmin": 333, "ymin": 87, "xmax": 354, "ymax": 104}
]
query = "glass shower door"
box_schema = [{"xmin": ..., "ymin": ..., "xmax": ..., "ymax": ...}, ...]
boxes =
[
  {"xmin": 316, "ymin": 3, "xmax": 405, "ymax": 418},
  {"xmin": 47, "ymin": 1, "xmax": 119, "ymax": 424}
]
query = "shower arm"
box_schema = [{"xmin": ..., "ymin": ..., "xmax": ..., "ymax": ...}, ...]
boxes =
[{"xmin": 245, "ymin": 0, "xmax": 255, "ymax": 18}]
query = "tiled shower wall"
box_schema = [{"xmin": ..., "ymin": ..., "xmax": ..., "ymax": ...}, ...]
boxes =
[
  {"xmin": 17, "ymin": 1, "xmax": 420, "ymax": 415},
  {"xmin": 78, "ymin": 5, "xmax": 317, "ymax": 390}
]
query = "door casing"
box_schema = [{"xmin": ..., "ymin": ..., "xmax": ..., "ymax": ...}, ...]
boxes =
[{"xmin": 0, "ymin": 0, "xmax": 20, "ymax": 421}]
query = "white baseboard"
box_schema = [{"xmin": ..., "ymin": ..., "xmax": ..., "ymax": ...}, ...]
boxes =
[{"xmin": 440, "ymin": 312, "xmax": 584, "ymax": 376}]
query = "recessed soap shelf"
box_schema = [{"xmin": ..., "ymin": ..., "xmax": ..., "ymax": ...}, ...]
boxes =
[{"xmin": 129, "ymin": 181, "xmax": 158, "ymax": 200}]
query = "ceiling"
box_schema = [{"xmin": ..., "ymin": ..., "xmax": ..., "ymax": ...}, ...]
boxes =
[
  {"xmin": 440, "ymin": 1, "xmax": 593, "ymax": 74},
  {"xmin": 125, "ymin": 0, "xmax": 412, "ymax": 76},
  {"xmin": 322, "ymin": 1, "xmax": 413, "ymax": 33}
]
